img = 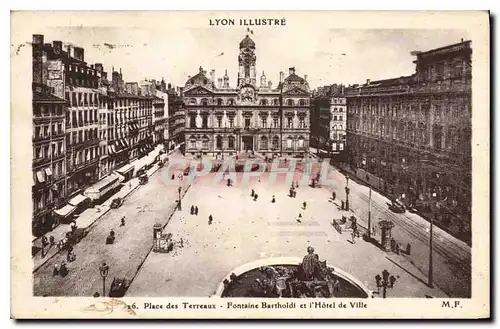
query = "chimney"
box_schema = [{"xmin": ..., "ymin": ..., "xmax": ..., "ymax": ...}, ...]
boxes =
[
  {"xmin": 73, "ymin": 47, "xmax": 84, "ymax": 61},
  {"xmin": 32, "ymin": 35, "xmax": 44, "ymax": 86},
  {"xmin": 289, "ymin": 67, "xmax": 295, "ymax": 75},
  {"xmin": 53, "ymin": 41, "xmax": 62, "ymax": 56},
  {"xmin": 366, "ymin": 79, "xmax": 370, "ymax": 85},
  {"xmin": 210, "ymin": 69, "xmax": 215, "ymax": 83},
  {"xmin": 218, "ymin": 78, "xmax": 223, "ymax": 88},
  {"xmin": 279, "ymin": 71, "xmax": 284, "ymax": 83}
]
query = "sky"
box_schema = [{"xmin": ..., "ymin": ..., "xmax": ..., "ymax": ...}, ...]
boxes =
[{"xmin": 37, "ymin": 26, "xmax": 471, "ymax": 90}]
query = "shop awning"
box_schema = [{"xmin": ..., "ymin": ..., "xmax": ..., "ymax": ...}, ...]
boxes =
[
  {"xmin": 36, "ymin": 171, "xmax": 45, "ymax": 183},
  {"xmin": 54, "ymin": 204, "xmax": 76, "ymax": 217},
  {"xmin": 68, "ymin": 194, "xmax": 90, "ymax": 207},
  {"xmin": 84, "ymin": 174, "xmax": 121, "ymax": 200},
  {"xmin": 116, "ymin": 163, "xmax": 134, "ymax": 175}
]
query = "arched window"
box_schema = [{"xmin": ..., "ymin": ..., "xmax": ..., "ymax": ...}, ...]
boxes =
[
  {"xmin": 286, "ymin": 136, "xmax": 293, "ymax": 149},
  {"xmin": 189, "ymin": 136, "xmax": 197, "ymax": 149},
  {"xmin": 216, "ymin": 98, "xmax": 223, "ymax": 106},
  {"xmin": 228, "ymin": 136, "xmax": 235, "ymax": 149},
  {"xmin": 272, "ymin": 136, "xmax": 279, "ymax": 149},
  {"xmin": 216, "ymin": 135, "xmax": 223, "ymax": 149},
  {"xmin": 189, "ymin": 98, "xmax": 197, "ymax": 105},
  {"xmin": 273, "ymin": 99, "xmax": 279, "ymax": 106},
  {"xmin": 287, "ymin": 99, "xmax": 294, "ymax": 106},
  {"xmin": 201, "ymin": 98, "xmax": 209, "ymax": 106},
  {"xmin": 298, "ymin": 136, "xmax": 305, "ymax": 149},
  {"xmin": 202, "ymin": 135, "xmax": 209, "ymax": 149},
  {"xmin": 299, "ymin": 99, "xmax": 306, "ymax": 106},
  {"xmin": 228, "ymin": 99, "xmax": 235, "ymax": 106},
  {"xmin": 260, "ymin": 136, "xmax": 268, "ymax": 150},
  {"xmin": 260, "ymin": 99, "xmax": 268, "ymax": 106}
]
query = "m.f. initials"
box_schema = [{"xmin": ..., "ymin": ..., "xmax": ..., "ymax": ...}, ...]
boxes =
[{"xmin": 442, "ymin": 301, "xmax": 462, "ymax": 308}]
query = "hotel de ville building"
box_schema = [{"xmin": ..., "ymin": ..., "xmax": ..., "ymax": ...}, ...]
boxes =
[{"xmin": 182, "ymin": 35, "xmax": 311, "ymax": 158}]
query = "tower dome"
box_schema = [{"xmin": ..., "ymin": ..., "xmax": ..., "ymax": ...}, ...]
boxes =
[{"xmin": 239, "ymin": 35, "xmax": 255, "ymax": 49}]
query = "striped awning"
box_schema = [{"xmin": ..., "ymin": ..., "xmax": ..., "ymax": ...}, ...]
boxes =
[{"xmin": 54, "ymin": 204, "xmax": 76, "ymax": 217}]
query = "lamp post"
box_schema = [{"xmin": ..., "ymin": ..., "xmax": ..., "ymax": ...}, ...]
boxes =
[
  {"xmin": 345, "ymin": 176, "xmax": 350, "ymax": 211},
  {"xmin": 428, "ymin": 214, "xmax": 434, "ymax": 288},
  {"xmin": 99, "ymin": 261, "xmax": 109, "ymax": 297},
  {"xmin": 375, "ymin": 269, "xmax": 397, "ymax": 298},
  {"xmin": 178, "ymin": 186, "xmax": 182, "ymax": 210}
]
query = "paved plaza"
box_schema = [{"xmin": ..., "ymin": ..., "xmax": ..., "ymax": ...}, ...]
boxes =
[{"xmin": 128, "ymin": 169, "xmax": 448, "ymax": 298}]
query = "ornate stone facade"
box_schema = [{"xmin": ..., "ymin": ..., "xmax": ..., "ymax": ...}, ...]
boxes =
[
  {"xmin": 183, "ymin": 35, "xmax": 311, "ymax": 157},
  {"xmin": 346, "ymin": 40, "xmax": 472, "ymax": 242}
]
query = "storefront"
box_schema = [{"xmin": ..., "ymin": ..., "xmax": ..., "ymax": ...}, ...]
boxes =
[
  {"xmin": 54, "ymin": 204, "xmax": 77, "ymax": 223},
  {"xmin": 83, "ymin": 174, "xmax": 122, "ymax": 206},
  {"xmin": 115, "ymin": 163, "xmax": 135, "ymax": 182},
  {"xmin": 68, "ymin": 194, "xmax": 90, "ymax": 214}
]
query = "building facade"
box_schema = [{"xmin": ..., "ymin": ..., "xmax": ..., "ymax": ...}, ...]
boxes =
[
  {"xmin": 183, "ymin": 35, "xmax": 311, "ymax": 157},
  {"xmin": 32, "ymin": 83, "xmax": 67, "ymax": 236},
  {"xmin": 346, "ymin": 40, "xmax": 472, "ymax": 241},
  {"xmin": 311, "ymin": 84, "xmax": 347, "ymax": 156},
  {"xmin": 167, "ymin": 86, "xmax": 185, "ymax": 151},
  {"xmin": 154, "ymin": 90, "xmax": 168, "ymax": 146}
]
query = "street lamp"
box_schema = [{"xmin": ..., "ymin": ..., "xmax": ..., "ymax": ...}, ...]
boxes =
[
  {"xmin": 375, "ymin": 269, "xmax": 397, "ymax": 298},
  {"xmin": 177, "ymin": 186, "xmax": 182, "ymax": 210},
  {"xmin": 345, "ymin": 176, "xmax": 350, "ymax": 211},
  {"xmin": 99, "ymin": 261, "xmax": 109, "ymax": 297}
]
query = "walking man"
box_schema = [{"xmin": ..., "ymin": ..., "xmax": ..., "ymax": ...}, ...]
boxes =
[
  {"xmin": 208, "ymin": 214, "xmax": 213, "ymax": 225},
  {"xmin": 271, "ymin": 195, "xmax": 275, "ymax": 203},
  {"xmin": 303, "ymin": 201, "xmax": 307, "ymax": 210},
  {"xmin": 190, "ymin": 205, "xmax": 195, "ymax": 215},
  {"xmin": 296, "ymin": 213, "xmax": 302, "ymax": 223},
  {"xmin": 254, "ymin": 193, "xmax": 258, "ymax": 201},
  {"xmin": 195, "ymin": 206, "xmax": 199, "ymax": 216},
  {"xmin": 332, "ymin": 191, "xmax": 336, "ymax": 201},
  {"xmin": 120, "ymin": 217, "xmax": 126, "ymax": 227},
  {"xmin": 251, "ymin": 189, "xmax": 255, "ymax": 197}
]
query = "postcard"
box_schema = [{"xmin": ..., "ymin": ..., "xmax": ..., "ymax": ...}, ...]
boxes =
[{"xmin": 11, "ymin": 10, "xmax": 490, "ymax": 319}]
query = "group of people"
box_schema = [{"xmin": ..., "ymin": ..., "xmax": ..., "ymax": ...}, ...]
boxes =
[
  {"xmin": 250, "ymin": 189, "xmax": 259, "ymax": 201},
  {"xmin": 289, "ymin": 181, "xmax": 299, "ymax": 198},
  {"xmin": 53, "ymin": 261, "xmax": 69, "ymax": 277},
  {"xmin": 190, "ymin": 205, "xmax": 199, "ymax": 216}
]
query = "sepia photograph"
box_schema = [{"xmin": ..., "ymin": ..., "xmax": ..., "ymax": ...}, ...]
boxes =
[{"xmin": 10, "ymin": 10, "xmax": 490, "ymax": 319}]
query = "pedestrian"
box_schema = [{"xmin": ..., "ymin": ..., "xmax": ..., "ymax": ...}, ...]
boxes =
[
  {"xmin": 53, "ymin": 264, "xmax": 59, "ymax": 276},
  {"xmin": 254, "ymin": 194, "xmax": 258, "ymax": 201},
  {"xmin": 129, "ymin": 181, "xmax": 132, "ymax": 189},
  {"xmin": 351, "ymin": 230, "xmax": 357, "ymax": 244},
  {"xmin": 293, "ymin": 190, "xmax": 297, "ymax": 198},
  {"xmin": 59, "ymin": 261, "xmax": 68, "ymax": 277},
  {"xmin": 180, "ymin": 238, "xmax": 184, "ymax": 247},
  {"xmin": 272, "ymin": 195, "xmax": 275, "ymax": 203},
  {"xmin": 296, "ymin": 213, "xmax": 302, "ymax": 223},
  {"xmin": 251, "ymin": 189, "xmax": 255, "ymax": 197},
  {"xmin": 190, "ymin": 205, "xmax": 195, "ymax": 215},
  {"xmin": 303, "ymin": 201, "xmax": 307, "ymax": 210},
  {"xmin": 195, "ymin": 206, "xmax": 199, "ymax": 216},
  {"xmin": 227, "ymin": 178, "xmax": 231, "ymax": 187},
  {"xmin": 295, "ymin": 181, "xmax": 299, "ymax": 189},
  {"xmin": 208, "ymin": 214, "xmax": 213, "ymax": 225},
  {"xmin": 332, "ymin": 191, "xmax": 336, "ymax": 201},
  {"xmin": 120, "ymin": 217, "xmax": 126, "ymax": 227}
]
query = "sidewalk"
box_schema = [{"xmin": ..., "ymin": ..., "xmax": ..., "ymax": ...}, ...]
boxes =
[{"xmin": 32, "ymin": 146, "xmax": 173, "ymax": 272}]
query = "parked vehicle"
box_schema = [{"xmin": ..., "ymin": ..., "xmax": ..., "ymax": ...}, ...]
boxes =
[
  {"xmin": 389, "ymin": 200, "xmax": 406, "ymax": 213},
  {"xmin": 108, "ymin": 277, "xmax": 130, "ymax": 297},
  {"xmin": 110, "ymin": 198, "xmax": 123, "ymax": 209},
  {"xmin": 139, "ymin": 173, "xmax": 149, "ymax": 185}
]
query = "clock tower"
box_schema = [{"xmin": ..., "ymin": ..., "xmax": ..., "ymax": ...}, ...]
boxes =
[{"xmin": 238, "ymin": 35, "xmax": 257, "ymax": 87}]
